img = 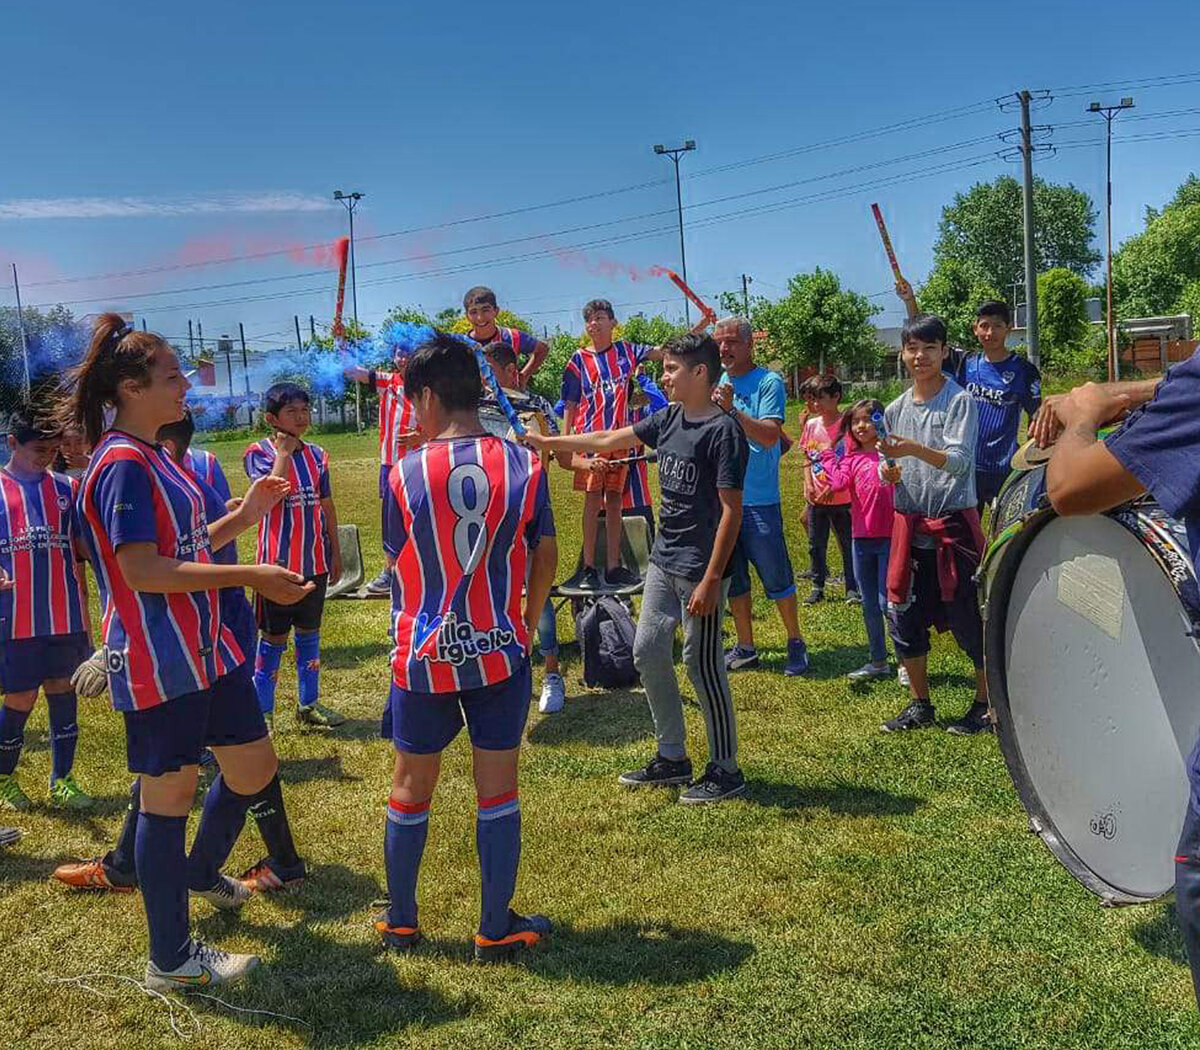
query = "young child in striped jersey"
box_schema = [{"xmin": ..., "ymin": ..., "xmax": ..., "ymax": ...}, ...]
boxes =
[
  {"xmin": 244, "ymin": 383, "xmax": 345, "ymax": 728},
  {"xmin": 375, "ymin": 332, "xmax": 558, "ymax": 961},
  {"xmin": 0, "ymin": 404, "xmax": 93, "ymax": 811}
]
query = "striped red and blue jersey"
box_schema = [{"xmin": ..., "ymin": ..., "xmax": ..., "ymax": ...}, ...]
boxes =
[
  {"xmin": 177, "ymin": 456, "xmax": 256, "ymax": 660},
  {"xmin": 185, "ymin": 448, "xmax": 231, "ymax": 502},
  {"xmin": 561, "ymin": 341, "xmax": 652, "ymax": 434},
  {"xmin": 624, "ymin": 391, "xmax": 655, "ymax": 512},
  {"xmin": 383, "ymin": 436, "xmax": 554, "ymax": 694},
  {"xmin": 473, "ymin": 326, "xmax": 540, "ymax": 366},
  {"xmin": 372, "ymin": 370, "xmax": 418, "ymax": 466},
  {"xmin": 244, "ymin": 439, "xmax": 332, "ymax": 578},
  {"xmin": 77, "ymin": 432, "xmax": 245, "ymax": 712},
  {"xmin": 0, "ymin": 469, "xmax": 87, "ymax": 642}
]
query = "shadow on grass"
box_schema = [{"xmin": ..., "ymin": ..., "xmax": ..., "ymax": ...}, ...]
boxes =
[
  {"xmin": 197, "ymin": 864, "xmax": 382, "ymax": 927},
  {"xmin": 0, "ymin": 847, "xmax": 60, "ymax": 887},
  {"xmin": 1132, "ymin": 903, "xmax": 1189, "ymax": 965},
  {"xmin": 526, "ymin": 691, "xmax": 650, "ymax": 747},
  {"xmin": 189, "ymin": 923, "xmax": 471, "ymax": 1048},
  {"xmin": 745, "ymin": 778, "xmax": 922, "ymax": 816},
  {"xmin": 526, "ymin": 918, "xmax": 754, "ymax": 984},
  {"xmin": 317, "ymin": 715, "xmax": 386, "ymax": 743},
  {"xmin": 278, "ymin": 755, "xmax": 362, "ymax": 786},
  {"xmin": 321, "ymin": 641, "xmax": 391, "ymax": 671}
]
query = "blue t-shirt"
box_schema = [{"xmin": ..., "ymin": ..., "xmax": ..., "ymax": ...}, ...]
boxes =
[
  {"xmin": 721, "ymin": 366, "xmax": 786, "ymax": 507},
  {"xmin": 954, "ymin": 351, "xmax": 1041, "ymax": 477},
  {"xmin": 1106, "ymin": 348, "xmax": 1200, "ymax": 809}
]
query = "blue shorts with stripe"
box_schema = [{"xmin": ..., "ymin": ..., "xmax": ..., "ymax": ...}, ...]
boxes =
[
  {"xmin": 381, "ymin": 660, "xmax": 531, "ymax": 754},
  {"xmin": 123, "ymin": 660, "xmax": 267, "ymax": 776}
]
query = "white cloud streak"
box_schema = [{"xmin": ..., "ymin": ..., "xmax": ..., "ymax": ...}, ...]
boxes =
[{"xmin": 0, "ymin": 193, "xmax": 335, "ymax": 220}]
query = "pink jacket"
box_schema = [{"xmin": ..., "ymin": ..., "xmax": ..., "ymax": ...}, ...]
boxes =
[
  {"xmin": 818, "ymin": 446, "xmax": 895, "ymax": 539},
  {"xmin": 801, "ymin": 417, "xmax": 850, "ymax": 506}
]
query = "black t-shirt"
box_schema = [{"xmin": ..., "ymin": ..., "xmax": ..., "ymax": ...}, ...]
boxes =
[{"xmin": 633, "ymin": 404, "xmax": 748, "ymax": 581}]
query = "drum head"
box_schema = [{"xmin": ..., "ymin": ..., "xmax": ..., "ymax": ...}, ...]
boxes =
[{"xmin": 988, "ymin": 513, "xmax": 1200, "ymax": 904}]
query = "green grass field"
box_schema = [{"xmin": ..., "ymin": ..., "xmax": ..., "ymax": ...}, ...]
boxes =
[{"xmin": 2, "ymin": 418, "xmax": 1198, "ymax": 1049}]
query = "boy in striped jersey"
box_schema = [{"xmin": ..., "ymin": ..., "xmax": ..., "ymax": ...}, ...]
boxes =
[
  {"xmin": 376, "ymin": 333, "xmax": 557, "ymax": 961},
  {"xmin": 245, "ymin": 383, "xmax": 345, "ymax": 728},
  {"xmin": 463, "ymin": 286, "xmax": 549, "ymax": 388},
  {"xmin": 0, "ymin": 406, "xmax": 93, "ymax": 811},
  {"xmin": 344, "ymin": 346, "xmax": 422, "ymax": 595},
  {"xmin": 561, "ymin": 300, "xmax": 666, "ymax": 591}
]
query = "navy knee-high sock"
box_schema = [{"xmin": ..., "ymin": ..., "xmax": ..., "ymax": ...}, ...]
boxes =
[
  {"xmin": 186, "ymin": 774, "xmax": 254, "ymax": 891},
  {"xmin": 106, "ymin": 779, "xmax": 141, "ymax": 877},
  {"xmin": 476, "ymin": 791, "xmax": 521, "ymax": 939},
  {"xmin": 294, "ymin": 631, "xmax": 321, "ymax": 708},
  {"xmin": 0, "ymin": 705, "xmax": 31, "ymax": 775},
  {"xmin": 248, "ymin": 774, "xmax": 300, "ymax": 868},
  {"xmin": 46, "ymin": 690, "xmax": 79, "ymax": 783},
  {"xmin": 136, "ymin": 812, "xmax": 190, "ymax": 971},
  {"xmin": 253, "ymin": 639, "xmax": 287, "ymax": 715},
  {"xmin": 384, "ymin": 797, "xmax": 430, "ymax": 930}
]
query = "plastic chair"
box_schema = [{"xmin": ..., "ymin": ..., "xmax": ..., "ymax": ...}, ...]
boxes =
[{"xmin": 327, "ymin": 524, "xmax": 365, "ymax": 599}]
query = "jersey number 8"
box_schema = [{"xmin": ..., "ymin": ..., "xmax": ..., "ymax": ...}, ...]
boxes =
[{"xmin": 447, "ymin": 463, "xmax": 490, "ymax": 574}]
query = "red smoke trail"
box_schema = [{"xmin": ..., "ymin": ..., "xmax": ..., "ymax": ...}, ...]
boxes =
[{"xmin": 543, "ymin": 241, "xmax": 670, "ymax": 283}]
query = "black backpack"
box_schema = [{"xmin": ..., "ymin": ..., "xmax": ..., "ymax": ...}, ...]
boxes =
[{"xmin": 575, "ymin": 595, "xmax": 639, "ymax": 689}]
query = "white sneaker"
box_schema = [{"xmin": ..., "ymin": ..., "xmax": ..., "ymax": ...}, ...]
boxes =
[
  {"xmin": 897, "ymin": 664, "xmax": 911, "ymax": 689},
  {"xmin": 145, "ymin": 939, "xmax": 259, "ymax": 992},
  {"xmin": 847, "ymin": 661, "xmax": 890, "ymax": 682},
  {"xmin": 538, "ymin": 673, "xmax": 565, "ymax": 714},
  {"xmin": 191, "ymin": 873, "xmax": 252, "ymax": 911}
]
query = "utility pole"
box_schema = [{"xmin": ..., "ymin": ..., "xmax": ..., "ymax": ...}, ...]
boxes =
[
  {"xmin": 1018, "ymin": 91, "xmax": 1040, "ymax": 366},
  {"xmin": 238, "ymin": 323, "xmax": 251, "ymax": 395},
  {"xmin": 1089, "ymin": 97, "xmax": 1134, "ymax": 382},
  {"xmin": 741, "ymin": 274, "xmax": 752, "ymax": 319},
  {"xmin": 309, "ymin": 315, "xmax": 316, "ymax": 342},
  {"xmin": 10, "ymin": 264, "xmax": 30, "ymax": 396},
  {"xmin": 188, "ymin": 319, "xmax": 194, "ymax": 360},
  {"xmin": 294, "ymin": 315, "xmax": 303, "ymax": 352},
  {"xmin": 218, "ymin": 335, "xmax": 233, "ymax": 397},
  {"xmin": 196, "ymin": 320, "xmax": 204, "ymax": 361},
  {"xmin": 334, "ymin": 189, "xmax": 365, "ymax": 432},
  {"xmin": 653, "ymin": 141, "xmax": 697, "ymax": 322}
]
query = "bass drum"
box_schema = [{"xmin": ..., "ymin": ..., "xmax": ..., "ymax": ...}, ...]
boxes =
[{"xmin": 981, "ymin": 464, "xmax": 1200, "ymax": 905}]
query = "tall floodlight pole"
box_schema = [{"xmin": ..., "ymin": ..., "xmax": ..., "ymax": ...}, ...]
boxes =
[
  {"xmin": 333, "ymin": 189, "xmax": 365, "ymax": 430},
  {"xmin": 653, "ymin": 141, "xmax": 697, "ymax": 322},
  {"xmin": 1087, "ymin": 98, "xmax": 1134, "ymax": 382}
]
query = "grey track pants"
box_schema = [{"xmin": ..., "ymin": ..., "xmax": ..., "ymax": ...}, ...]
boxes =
[{"xmin": 632, "ymin": 563, "xmax": 738, "ymax": 772}]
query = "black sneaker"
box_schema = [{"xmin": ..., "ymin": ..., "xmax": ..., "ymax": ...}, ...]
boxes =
[
  {"xmin": 797, "ymin": 568, "xmax": 815, "ymax": 581},
  {"xmin": 679, "ymin": 763, "xmax": 747, "ymax": 805},
  {"xmin": 374, "ymin": 913, "xmax": 423, "ymax": 951},
  {"xmin": 844, "ymin": 590, "xmax": 862, "ymax": 605},
  {"xmin": 474, "ymin": 910, "xmax": 552, "ymax": 962},
  {"xmin": 880, "ymin": 700, "xmax": 936, "ymax": 733},
  {"xmin": 605, "ymin": 566, "xmax": 641, "ymax": 590},
  {"xmin": 945, "ymin": 702, "xmax": 994, "ymax": 736},
  {"xmin": 803, "ymin": 588, "xmax": 825, "ymax": 605},
  {"xmin": 577, "ymin": 567, "xmax": 602, "ymax": 592},
  {"xmin": 617, "ymin": 754, "xmax": 693, "ymax": 788}
]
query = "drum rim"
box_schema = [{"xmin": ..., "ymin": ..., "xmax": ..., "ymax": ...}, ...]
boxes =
[{"xmin": 984, "ymin": 504, "xmax": 1191, "ymax": 906}]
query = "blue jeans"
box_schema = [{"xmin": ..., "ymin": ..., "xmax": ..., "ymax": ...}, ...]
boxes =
[
  {"xmin": 536, "ymin": 599, "xmax": 558, "ymax": 659},
  {"xmin": 1175, "ymin": 803, "xmax": 1200, "ymax": 1008},
  {"xmin": 852, "ymin": 537, "xmax": 891, "ymax": 664},
  {"xmin": 728, "ymin": 503, "xmax": 796, "ymax": 600}
]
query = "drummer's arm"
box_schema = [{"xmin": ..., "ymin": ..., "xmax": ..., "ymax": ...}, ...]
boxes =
[
  {"xmin": 1030, "ymin": 379, "xmax": 1159, "ymax": 448},
  {"xmin": 1046, "ymin": 388, "xmax": 1147, "ymax": 516}
]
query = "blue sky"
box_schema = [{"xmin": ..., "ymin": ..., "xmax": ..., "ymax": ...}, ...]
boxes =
[{"xmin": 3, "ymin": 0, "xmax": 1198, "ymax": 354}]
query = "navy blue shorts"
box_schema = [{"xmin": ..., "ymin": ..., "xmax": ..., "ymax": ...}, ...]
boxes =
[
  {"xmin": 256, "ymin": 573, "xmax": 328, "ymax": 635},
  {"xmin": 383, "ymin": 661, "xmax": 531, "ymax": 754},
  {"xmin": 378, "ymin": 463, "xmax": 391, "ymax": 500},
  {"xmin": 887, "ymin": 547, "xmax": 984, "ymax": 667},
  {"xmin": 123, "ymin": 661, "xmax": 267, "ymax": 776},
  {"xmin": 0, "ymin": 632, "xmax": 90, "ymax": 694},
  {"xmin": 728, "ymin": 503, "xmax": 796, "ymax": 600}
]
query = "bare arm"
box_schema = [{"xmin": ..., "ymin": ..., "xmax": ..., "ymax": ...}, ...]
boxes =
[
  {"xmin": 518, "ymin": 341, "xmax": 550, "ymax": 388},
  {"xmin": 524, "ymin": 535, "xmax": 558, "ymax": 642},
  {"xmin": 687, "ymin": 489, "xmax": 743, "ymax": 616},
  {"xmin": 344, "ymin": 364, "xmax": 371, "ymax": 384},
  {"xmin": 530, "ymin": 425, "xmax": 640, "ymax": 456},
  {"xmin": 114, "ymin": 543, "xmax": 313, "ymax": 604}
]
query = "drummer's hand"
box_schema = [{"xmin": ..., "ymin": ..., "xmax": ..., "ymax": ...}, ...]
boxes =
[
  {"xmin": 1055, "ymin": 383, "xmax": 1134, "ymax": 432},
  {"xmin": 518, "ymin": 430, "xmax": 550, "ymax": 453},
  {"xmin": 587, "ymin": 456, "xmax": 610, "ymax": 476},
  {"xmin": 1029, "ymin": 395, "xmax": 1066, "ymax": 448}
]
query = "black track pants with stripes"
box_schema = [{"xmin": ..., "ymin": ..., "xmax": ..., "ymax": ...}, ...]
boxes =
[{"xmin": 632, "ymin": 563, "xmax": 739, "ymax": 773}]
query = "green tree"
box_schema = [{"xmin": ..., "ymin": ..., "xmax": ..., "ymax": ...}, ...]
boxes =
[
  {"xmin": 528, "ymin": 330, "xmax": 581, "ymax": 403},
  {"xmin": 447, "ymin": 308, "xmax": 537, "ymax": 338},
  {"xmin": 1036, "ymin": 268, "xmax": 1092, "ymax": 376},
  {"xmin": 916, "ymin": 258, "xmax": 1002, "ymax": 348},
  {"xmin": 379, "ymin": 304, "xmax": 431, "ymax": 328},
  {"xmin": 760, "ymin": 268, "xmax": 883, "ymax": 371},
  {"xmin": 0, "ymin": 303, "xmax": 81, "ymax": 411},
  {"xmin": 933, "ymin": 175, "xmax": 1100, "ymax": 296},
  {"xmin": 716, "ymin": 290, "xmax": 774, "ymax": 332},
  {"xmin": 1176, "ymin": 278, "xmax": 1200, "ymax": 331},
  {"xmin": 1145, "ymin": 173, "xmax": 1200, "ymax": 224},
  {"xmin": 1112, "ymin": 196, "xmax": 1200, "ymax": 319}
]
